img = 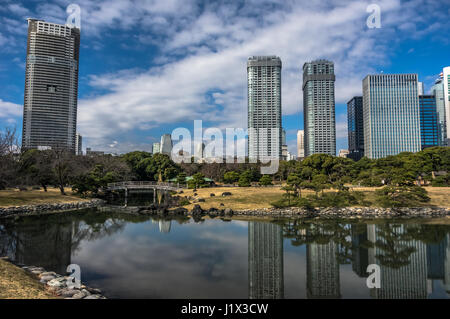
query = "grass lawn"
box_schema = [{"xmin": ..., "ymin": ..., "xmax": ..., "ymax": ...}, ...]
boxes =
[
  {"xmin": 182, "ymin": 186, "xmax": 450, "ymax": 210},
  {"xmin": 0, "ymin": 188, "xmax": 89, "ymax": 208},
  {"xmin": 0, "ymin": 259, "xmax": 58, "ymax": 299}
]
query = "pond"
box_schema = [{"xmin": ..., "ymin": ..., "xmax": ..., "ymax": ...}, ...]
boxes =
[{"xmin": 0, "ymin": 207, "xmax": 449, "ymax": 299}]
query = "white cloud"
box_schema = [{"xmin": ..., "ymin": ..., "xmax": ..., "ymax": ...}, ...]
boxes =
[{"xmin": 0, "ymin": 99, "xmax": 22, "ymax": 119}]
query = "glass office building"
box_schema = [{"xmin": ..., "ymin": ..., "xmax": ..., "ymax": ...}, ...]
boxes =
[
  {"xmin": 363, "ymin": 74, "xmax": 422, "ymax": 159},
  {"xmin": 419, "ymin": 95, "xmax": 439, "ymax": 150},
  {"xmin": 432, "ymin": 76, "xmax": 447, "ymax": 145},
  {"xmin": 247, "ymin": 56, "xmax": 282, "ymax": 161},
  {"xmin": 303, "ymin": 60, "xmax": 336, "ymax": 156},
  {"xmin": 347, "ymin": 96, "xmax": 364, "ymax": 161}
]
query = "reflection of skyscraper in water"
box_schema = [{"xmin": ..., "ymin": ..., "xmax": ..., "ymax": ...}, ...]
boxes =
[
  {"xmin": 306, "ymin": 229, "xmax": 341, "ymax": 299},
  {"xmin": 159, "ymin": 220, "xmax": 171, "ymax": 234},
  {"xmin": 248, "ymin": 222, "xmax": 284, "ymax": 299},
  {"xmin": 351, "ymin": 225, "xmax": 369, "ymax": 278},
  {"xmin": 367, "ymin": 224, "xmax": 427, "ymax": 299},
  {"xmin": 445, "ymin": 234, "xmax": 450, "ymax": 294},
  {"xmin": 152, "ymin": 219, "xmax": 172, "ymax": 234},
  {"xmin": 426, "ymin": 235, "xmax": 447, "ymax": 297}
]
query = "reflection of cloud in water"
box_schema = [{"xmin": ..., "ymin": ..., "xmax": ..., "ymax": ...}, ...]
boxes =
[{"xmin": 72, "ymin": 222, "xmax": 248, "ymax": 298}]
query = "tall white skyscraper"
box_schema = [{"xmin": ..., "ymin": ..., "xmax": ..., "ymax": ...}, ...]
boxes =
[
  {"xmin": 297, "ymin": 130, "xmax": 304, "ymax": 159},
  {"xmin": 152, "ymin": 142, "xmax": 160, "ymax": 154},
  {"xmin": 22, "ymin": 19, "xmax": 80, "ymax": 152},
  {"xmin": 303, "ymin": 60, "xmax": 336, "ymax": 156},
  {"xmin": 418, "ymin": 82, "xmax": 424, "ymax": 96},
  {"xmin": 363, "ymin": 74, "xmax": 422, "ymax": 159},
  {"xmin": 75, "ymin": 134, "xmax": 82, "ymax": 155},
  {"xmin": 247, "ymin": 56, "xmax": 282, "ymax": 161}
]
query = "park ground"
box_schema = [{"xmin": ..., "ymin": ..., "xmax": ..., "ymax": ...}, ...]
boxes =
[
  {"xmin": 0, "ymin": 188, "xmax": 89, "ymax": 208},
  {"xmin": 0, "ymin": 259, "xmax": 57, "ymax": 299},
  {"xmin": 183, "ymin": 186, "xmax": 450, "ymax": 210},
  {"xmin": 0, "ymin": 186, "xmax": 449, "ymax": 210}
]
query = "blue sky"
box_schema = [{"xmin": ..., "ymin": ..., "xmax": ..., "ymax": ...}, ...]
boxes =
[{"xmin": 0, "ymin": 0, "xmax": 449, "ymax": 155}]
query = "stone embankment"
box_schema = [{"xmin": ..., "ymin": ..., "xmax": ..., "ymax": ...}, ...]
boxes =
[
  {"xmin": 0, "ymin": 199, "xmax": 105, "ymax": 219},
  {"xmin": 0, "ymin": 257, "xmax": 106, "ymax": 299},
  {"xmin": 125, "ymin": 204, "xmax": 450, "ymax": 219}
]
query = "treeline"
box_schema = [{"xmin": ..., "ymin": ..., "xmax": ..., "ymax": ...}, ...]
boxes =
[{"xmin": 1, "ymin": 126, "xmax": 449, "ymax": 199}]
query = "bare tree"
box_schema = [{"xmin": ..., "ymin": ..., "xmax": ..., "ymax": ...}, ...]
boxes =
[{"xmin": 0, "ymin": 127, "xmax": 20, "ymax": 189}]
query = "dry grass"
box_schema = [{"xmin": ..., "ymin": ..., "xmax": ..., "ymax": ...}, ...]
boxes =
[
  {"xmin": 0, "ymin": 260, "xmax": 58, "ymax": 299},
  {"xmin": 0, "ymin": 188, "xmax": 89, "ymax": 208},
  {"xmin": 183, "ymin": 186, "xmax": 450, "ymax": 210}
]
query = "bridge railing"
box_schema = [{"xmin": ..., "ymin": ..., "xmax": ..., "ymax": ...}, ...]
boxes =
[{"xmin": 107, "ymin": 181, "xmax": 180, "ymax": 189}]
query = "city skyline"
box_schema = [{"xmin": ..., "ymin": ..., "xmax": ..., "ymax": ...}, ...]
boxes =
[{"xmin": 0, "ymin": 1, "xmax": 449, "ymax": 156}]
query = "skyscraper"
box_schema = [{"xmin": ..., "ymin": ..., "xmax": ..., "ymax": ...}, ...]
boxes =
[
  {"xmin": 152, "ymin": 143, "xmax": 160, "ymax": 154},
  {"xmin": 22, "ymin": 19, "xmax": 80, "ymax": 152},
  {"xmin": 297, "ymin": 130, "xmax": 304, "ymax": 160},
  {"xmin": 303, "ymin": 60, "xmax": 336, "ymax": 156},
  {"xmin": 160, "ymin": 134, "xmax": 173, "ymax": 156},
  {"xmin": 419, "ymin": 95, "xmax": 439, "ymax": 150},
  {"xmin": 443, "ymin": 67, "xmax": 450, "ymax": 146},
  {"xmin": 75, "ymin": 133, "xmax": 82, "ymax": 155},
  {"xmin": 363, "ymin": 74, "xmax": 422, "ymax": 159},
  {"xmin": 347, "ymin": 96, "xmax": 364, "ymax": 161},
  {"xmin": 432, "ymin": 76, "xmax": 447, "ymax": 145},
  {"xmin": 247, "ymin": 56, "xmax": 282, "ymax": 161}
]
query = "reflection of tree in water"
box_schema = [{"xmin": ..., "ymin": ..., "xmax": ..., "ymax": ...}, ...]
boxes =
[
  {"xmin": 278, "ymin": 219, "xmax": 449, "ymax": 270},
  {"xmin": 279, "ymin": 219, "xmax": 367, "ymax": 265},
  {"xmin": 0, "ymin": 210, "xmax": 135, "ymax": 272},
  {"xmin": 372, "ymin": 224, "xmax": 418, "ymax": 269}
]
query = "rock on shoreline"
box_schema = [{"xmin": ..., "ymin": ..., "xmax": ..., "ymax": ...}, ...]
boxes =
[
  {"xmin": 0, "ymin": 199, "xmax": 105, "ymax": 219},
  {"xmin": 0, "ymin": 257, "xmax": 106, "ymax": 299},
  {"xmin": 128, "ymin": 204, "xmax": 450, "ymax": 219}
]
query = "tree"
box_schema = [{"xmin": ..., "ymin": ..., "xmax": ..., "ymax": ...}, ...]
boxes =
[
  {"xmin": 375, "ymin": 185, "xmax": 431, "ymax": 208},
  {"xmin": 286, "ymin": 174, "xmax": 302, "ymax": 197},
  {"xmin": 0, "ymin": 127, "xmax": 20, "ymax": 189},
  {"xmin": 49, "ymin": 148, "xmax": 74, "ymax": 195},
  {"xmin": 259, "ymin": 175, "xmax": 273, "ymax": 186},
  {"xmin": 121, "ymin": 151, "xmax": 152, "ymax": 180},
  {"xmin": 19, "ymin": 149, "xmax": 54, "ymax": 191},
  {"xmin": 223, "ymin": 171, "xmax": 240, "ymax": 184},
  {"xmin": 238, "ymin": 170, "xmax": 252, "ymax": 187},
  {"xmin": 136, "ymin": 153, "xmax": 180, "ymax": 181},
  {"xmin": 188, "ymin": 173, "xmax": 206, "ymax": 189},
  {"xmin": 176, "ymin": 172, "xmax": 187, "ymax": 186}
]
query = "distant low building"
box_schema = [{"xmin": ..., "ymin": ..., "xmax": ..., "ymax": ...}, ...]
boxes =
[
  {"xmin": 86, "ymin": 148, "xmax": 104, "ymax": 156},
  {"xmin": 152, "ymin": 143, "xmax": 161, "ymax": 154},
  {"xmin": 338, "ymin": 149, "xmax": 349, "ymax": 158}
]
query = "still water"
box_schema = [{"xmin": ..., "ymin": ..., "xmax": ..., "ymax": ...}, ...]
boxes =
[{"xmin": 0, "ymin": 208, "xmax": 449, "ymax": 299}]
